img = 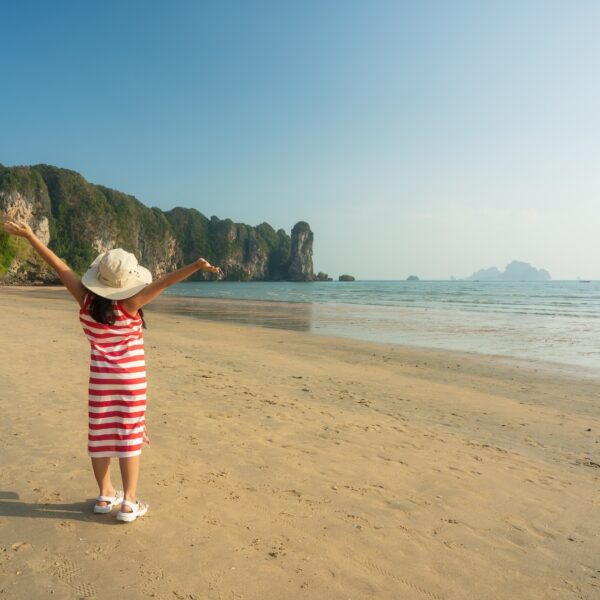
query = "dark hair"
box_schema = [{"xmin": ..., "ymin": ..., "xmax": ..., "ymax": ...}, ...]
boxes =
[{"xmin": 89, "ymin": 292, "xmax": 147, "ymax": 329}]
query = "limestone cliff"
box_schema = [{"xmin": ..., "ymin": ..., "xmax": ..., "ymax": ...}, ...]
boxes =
[
  {"xmin": 288, "ymin": 221, "xmax": 314, "ymax": 281},
  {"xmin": 0, "ymin": 164, "xmax": 314, "ymax": 283}
]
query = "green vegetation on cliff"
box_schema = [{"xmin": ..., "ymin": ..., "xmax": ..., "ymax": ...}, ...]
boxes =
[
  {"xmin": 0, "ymin": 165, "xmax": 53, "ymax": 277},
  {"xmin": 0, "ymin": 231, "xmax": 16, "ymax": 275}
]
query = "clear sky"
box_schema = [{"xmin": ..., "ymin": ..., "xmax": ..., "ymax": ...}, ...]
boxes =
[{"xmin": 1, "ymin": 1, "xmax": 599, "ymax": 280}]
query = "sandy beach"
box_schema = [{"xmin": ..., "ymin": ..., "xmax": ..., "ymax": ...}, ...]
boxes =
[{"xmin": 0, "ymin": 287, "xmax": 598, "ymax": 600}]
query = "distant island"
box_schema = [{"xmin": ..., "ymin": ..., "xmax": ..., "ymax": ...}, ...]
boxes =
[
  {"xmin": 0, "ymin": 164, "xmax": 317, "ymax": 284},
  {"xmin": 406, "ymin": 275, "xmax": 419, "ymax": 281},
  {"xmin": 466, "ymin": 260, "xmax": 551, "ymax": 281}
]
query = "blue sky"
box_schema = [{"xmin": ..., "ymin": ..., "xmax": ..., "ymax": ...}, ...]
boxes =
[{"xmin": 2, "ymin": 1, "xmax": 599, "ymax": 279}]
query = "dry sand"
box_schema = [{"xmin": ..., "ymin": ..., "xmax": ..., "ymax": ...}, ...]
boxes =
[{"xmin": 0, "ymin": 287, "xmax": 598, "ymax": 600}]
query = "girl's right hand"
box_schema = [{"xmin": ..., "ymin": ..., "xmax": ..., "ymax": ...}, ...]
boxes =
[
  {"xmin": 2, "ymin": 217, "xmax": 33, "ymax": 239},
  {"xmin": 196, "ymin": 258, "xmax": 224, "ymax": 276}
]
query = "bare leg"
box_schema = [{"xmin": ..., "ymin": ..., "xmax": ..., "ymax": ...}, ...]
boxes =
[
  {"xmin": 91, "ymin": 457, "xmax": 115, "ymax": 507},
  {"xmin": 118, "ymin": 455, "xmax": 140, "ymax": 513}
]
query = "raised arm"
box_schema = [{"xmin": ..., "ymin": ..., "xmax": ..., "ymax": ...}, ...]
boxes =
[
  {"xmin": 1, "ymin": 217, "xmax": 87, "ymax": 307},
  {"xmin": 121, "ymin": 258, "xmax": 223, "ymax": 314}
]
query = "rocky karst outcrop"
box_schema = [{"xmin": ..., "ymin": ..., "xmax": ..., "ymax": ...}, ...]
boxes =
[
  {"xmin": 288, "ymin": 221, "xmax": 314, "ymax": 281},
  {"xmin": 316, "ymin": 271, "xmax": 332, "ymax": 281},
  {"xmin": 0, "ymin": 164, "xmax": 315, "ymax": 283}
]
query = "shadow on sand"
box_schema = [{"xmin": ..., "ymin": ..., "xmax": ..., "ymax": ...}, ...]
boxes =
[{"xmin": 0, "ymin": 491, "xmax": 125, "ymax": 525}]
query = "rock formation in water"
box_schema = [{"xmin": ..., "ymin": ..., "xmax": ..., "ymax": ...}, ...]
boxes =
[
  {"xmin": 467, "ymin": 261, "xmax": 551, "ymax": 281},
  {"xmin": 406, "ymin": 275, "xmax": 419, "ymax": 281},
  {"xmin": 467, "ymin": 266, "xmax": 502, "ymax": 281},
  {"xmin": 339, "ymin": 274, "xmax": 355, "ymax": 281},
  {"xmin": 316, "ymin": 271, "xmax": 332, "ymax": 281},
  {"xmin": 0, "ymin": 164, "xmax": 315, "ymax": 283}
]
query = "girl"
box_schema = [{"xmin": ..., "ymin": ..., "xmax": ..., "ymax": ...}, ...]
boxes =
[{"xmin": 2, "ymin": 217, "xmax": 223, "ymax": 522}]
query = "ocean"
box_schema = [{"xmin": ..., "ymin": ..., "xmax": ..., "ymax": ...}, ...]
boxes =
[{"xmin": 159, "ymin": 280, "xmax": 600, "ymax": 372}]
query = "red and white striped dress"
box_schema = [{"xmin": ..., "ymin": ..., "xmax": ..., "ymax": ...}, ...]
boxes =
[{"xmin": 79, "ymin": 292, "xmax": 147, "ymax": 458}]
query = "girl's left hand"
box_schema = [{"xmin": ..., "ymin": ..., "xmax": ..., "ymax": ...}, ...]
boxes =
[
  {"xmin": 208, "ymin": 265, "xmax": 224, "ymax": 276},
  {"xmin": 197, "ymin": 258, "xmax": 223, "ymax": 276},
  {"xmin": 2, "ymin": 217, "xmax": 33, "ymax": 239}
]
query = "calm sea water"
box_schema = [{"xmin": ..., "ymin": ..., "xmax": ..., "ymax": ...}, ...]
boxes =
[{"xmin": 162, "ymin": 280, "xmax": 600, "ymax": 371}]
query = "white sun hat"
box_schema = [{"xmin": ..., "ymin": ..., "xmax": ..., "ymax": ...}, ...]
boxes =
[{"xmin": 82, "ymin": 248, "xmax": 152, "ymax": 300}]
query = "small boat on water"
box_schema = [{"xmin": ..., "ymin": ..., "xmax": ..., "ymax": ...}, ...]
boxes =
[{"xmin": 579, "ymin": 280, "xmax": 591, "ymax": 283}]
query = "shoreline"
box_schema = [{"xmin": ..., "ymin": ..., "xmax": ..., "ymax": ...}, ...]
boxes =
[
  {"xmin": 0, "ymin": 287, "xmax": 598, "ymax": 599},
  {"xmin": 1, "ymin": 285, "xmax": 598, "ymax": 382}
]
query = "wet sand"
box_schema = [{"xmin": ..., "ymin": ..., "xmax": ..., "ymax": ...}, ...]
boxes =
[{"xmin": 0, "ymin": 287, "xmax": 598, "ymax": 599}]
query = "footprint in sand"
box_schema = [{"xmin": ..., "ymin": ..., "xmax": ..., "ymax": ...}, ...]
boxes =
[
  {"xmin": 267, "ymin": 534, "xmax": 289, "ymax": 558},
  {"xmin": 376, "ymin": 454, "xmax": 408, "ymax": 466},
  {"xmin": 11, "ymin": 541, "xmax": 32, "ymax": 552},
  {"xmin": 504, "ymin": 516, "xmax": 557, "ymax": 541},
  {"xmin": 524, "ymin": 437, "xmax": 545, "ymax": 448},
  {"xmin": 49, "ymin": 556, "xmax": 97, "ymax": 598},
  {"xmin": 139, "ymin": 564, "xmax": 169, "ymax": 597},
  {"xmin": 345, "ymin": 512, "xmax": 370, "ymax": 529},
  {"xmin": 351, "ymin": 553, "xmax": 445, "ymax": 600}
]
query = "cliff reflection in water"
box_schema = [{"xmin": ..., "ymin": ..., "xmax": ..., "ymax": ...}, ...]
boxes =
[{"xmin": 147, "ymin": 295, "xmax": 313, "ymax": 332}]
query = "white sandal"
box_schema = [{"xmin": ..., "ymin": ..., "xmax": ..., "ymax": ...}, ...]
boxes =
[
  {"xmin": 93, "ymin": 489, "xmax": 124, "ymax": 514},
  {"xmin": 116, "ymin": 498, "xmax": 149, "ymax": 522}
]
